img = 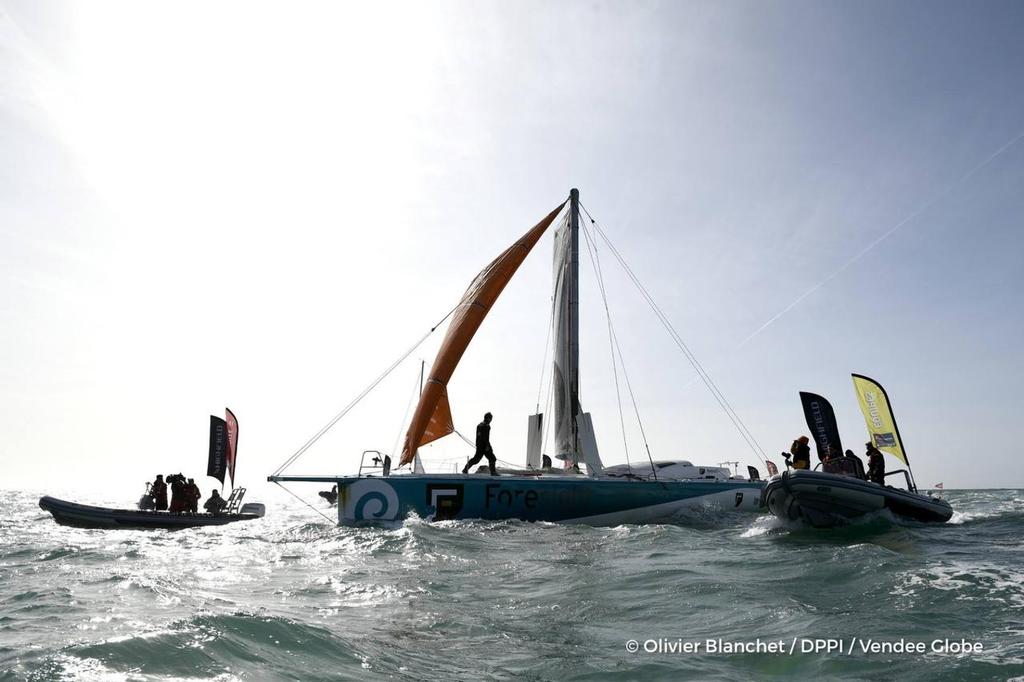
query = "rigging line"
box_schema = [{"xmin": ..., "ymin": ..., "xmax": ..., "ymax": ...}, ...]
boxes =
[
  {"xmin": 582, "ymin": 208, "xmax": 766, "ymax": 462},
  {"xmin": 272, "ymin": 481, "xmax": 336, "ymax": 524},
  {"xmin": 583, "ymin": 219, "xmax": 657, "ymax": 478},
  {"xmin": 453, "ymin": 429, "xmax": 476, "ymax": 449},
  {"xmin": 535, "ymin": 301, "xmax": 555, "ymax": 413},
  {"xmin": 272, "ymin": 303, "xmax": 462, "ymax": 477},
  {"xmin": 734, "ymin": 128, "xmax": 1024, "ymax": 350},
  {"xmin": 609, "ymin": 324, "xmax": 658, "ymax": 479},
  {"xmin": 598, "ymin": 223, "xmax": 767, "ymax": 463},
  {"xmin": 580, "ymin": 220, "xmax": 631, "ymax": 474},
  {"xmin": 390, "ymin": 365, "xmax": 424, "ymax": 466},
  {"xmin": 540, "ymin": 364, "xmax": 555, "ymax": 462},
  {"xmin": 580, "ymin": 204, "xmax": 768, "ymax": 463}
]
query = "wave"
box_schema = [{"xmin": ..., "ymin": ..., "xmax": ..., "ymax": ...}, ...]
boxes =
[{"xmin": 13, "ymin": 612, "xmax": 371, "ymax": 681}]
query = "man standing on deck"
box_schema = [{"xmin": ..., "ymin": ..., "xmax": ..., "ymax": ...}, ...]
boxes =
[
  {"xmin": 866, "ymin": 442, "xmax": 886, "ymax": 485},
  {"xmin": 204, "ymin": 489, "xmax": 228, "ymax": 515},
  {"xmin": 462, "ymin": 412, "xmax": 497, "ymax": 476},
  {"xmin": 186, "ymin": 478, "xmax": 201, "ymax": 513},
  {"xmin": 151, "ymin": 474, "xmax": 168, "ymax": 511}
]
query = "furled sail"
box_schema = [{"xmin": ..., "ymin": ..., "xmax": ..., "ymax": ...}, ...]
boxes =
[
  {"xmin": 399, "ymin": 201, "xmax": 567, "ymax": 466},
  {"xmin": 552, "ymin": 218, "xmax": 579, "ymax": 462}
]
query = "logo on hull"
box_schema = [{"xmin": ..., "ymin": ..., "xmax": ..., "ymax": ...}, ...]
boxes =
[
  {"xmin": 341, "ymin": 480, "xmax": 400, "ymax": 522},
  {"xmin": 426, "ymin": 483, "xmax": 464, "ymax": 520}
]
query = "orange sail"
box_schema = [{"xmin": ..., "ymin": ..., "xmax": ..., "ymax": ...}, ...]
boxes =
[{"xmin": 399, "ymin": 201, "xmax": 567, "ymax": 466}]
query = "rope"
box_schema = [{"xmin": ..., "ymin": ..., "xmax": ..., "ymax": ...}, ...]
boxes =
[
  {"xmin": 610, "ymin": 324, "xmax": 658, "ymax": 479},
  {"xmin": 580, "ymin": 203, "xmax": 768, "ymax": 465},
  {"xmin": 272, "ymin": 303, "xmax": 461, "ymax": 477},
  {"xmin": 580, "ymin": 221, "xmax": 632, "ymax": 475},
  {"xmin": 272, "ymin": 481, "xmax": 336, "ymax": 524},
  {"xmin": 582, "ymin": 220, "xmax": 659, "ymax": 479},
  {"xmin": 390, "ymin": 365, "xmax": 424, "ymax": 467},
  {"xmin": 453, "ymin": 429, "xmax": 476, "ymax": 449}
]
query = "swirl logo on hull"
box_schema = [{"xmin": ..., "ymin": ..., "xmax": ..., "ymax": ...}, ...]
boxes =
[{"xmin": 341, "ymin": 480, "xmax": 400, "ymax": 522}]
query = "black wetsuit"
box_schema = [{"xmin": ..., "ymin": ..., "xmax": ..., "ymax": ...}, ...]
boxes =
[
  {"xmin": 152, "ymin": 480, "xmax": 168, "ymax": 511},
  {"xmin": 463, "ymin": 420, "xmax": 496, "ymax": 475},
  {"xmin": 867, "ymin": 449, "xmax": 885, "ymax": 485}
]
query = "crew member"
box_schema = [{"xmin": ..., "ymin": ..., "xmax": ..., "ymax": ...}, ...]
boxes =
[
  {"xmin": 168, "ymin": 473, "xmax": 187, "ymax": 513},
  {"xmin": 844, "ymin": 449, "xmax": 866, "ymax": 479},
  {"xmin": 186, "ymin": 478, "xmax": 201, "ymax": 513},
  {"xmin": 462, "ymin": 412, "xmax": 497, "ymax": 476},
  {"xmin": 866, "ymin": 442, "xmax": 885, "ymax": 485},
  {"xmin": 151, "ymin": 474, "xmax": 168, "ymax": 511},
  {"xmin": 787, "ymin": 436, "xmax": 811, "ymax": 470},
  {"xmin": 204, "ymin": 489, "xmax": 228, "ymax": 515}
]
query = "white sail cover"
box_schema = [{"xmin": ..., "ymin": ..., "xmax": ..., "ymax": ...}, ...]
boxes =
[
  {"xmin": 552, "ymin": 220, "xmax": 579, "ymax": 462},
  {"xmin": 577, "ymin": 412, "xmax": 603, "ymax": 476},
  {"xmin": 526, "ymin": 413, "xmax": 544, "ymax": 469}
]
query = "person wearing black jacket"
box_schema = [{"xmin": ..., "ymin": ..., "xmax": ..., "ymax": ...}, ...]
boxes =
[
  {"xmin": 866, "ymin": 442, "xmax": 886, "ymax": 485},
  {"xmin": 462, "ymin": 412, "xmax": 497, "ymax": 476},
  {"xmin": 151, "ymin": 475, "xmax": 168, "ymax": 511}
]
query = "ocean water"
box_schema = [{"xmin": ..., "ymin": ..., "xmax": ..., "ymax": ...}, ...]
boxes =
[{"xmin": 1, "ymin": 488, "xmax": 1022, "ymax": 681}]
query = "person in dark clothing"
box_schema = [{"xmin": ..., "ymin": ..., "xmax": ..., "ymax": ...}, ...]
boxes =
[
  {"xmin": 826, "ymin": 448, "xmax": 865, "ymax": 478},
  {"xmin": 168, "ymin": 473, "xmax": 187, "ymax": 513},
  {"xmin": 823, "ymin": 445, "xmax": 842, "ymax": 463},
  {"xmin": 138, "ymin": 483, "xmax": 156, "ymax": 510},
  {"xmin": 204, "ymin": 489, "xmax": 228, "ymax": 515},
  {"xmin": 186, "ymin": 478, "xmax": 201, "ymax": 513},
  {"xmin": 151, "ymin": 475, "xmax": 168, "ymax": 511},
  {"xmin": 785, "ymin": 436, "xmax": 811, "ymax": 470},
  {"xmin": 462, "ymin": 412, "xmax": 497, "ymax": 475},
  {"xmin": 844, "ymin": 449, "xmax": 866, "ymax": 479},
  {"xmin": 866, "ymin": 442, "xmax": 886, "ymax": 485}
]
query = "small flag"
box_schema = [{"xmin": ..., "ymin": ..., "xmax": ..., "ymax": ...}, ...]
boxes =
[
  {"xmin": 225, "ymin": 408, "xmax": 239, "ymax": 489},
  {"xmin": 935, "ymin": 482, "xmax": 944, "ymax": 490},
  {"xmin": 766, "ymin": 460, "xmax": 779, "ymax": 477}
]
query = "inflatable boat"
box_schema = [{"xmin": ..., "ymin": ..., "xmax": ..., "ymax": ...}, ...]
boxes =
[
  {"xmin": 39, "ymin": 496, "xmax": 265, "ymax": 530},
  {"xmin": 763, "ymin": 470, "xmax": 952, "ymax": 528}
]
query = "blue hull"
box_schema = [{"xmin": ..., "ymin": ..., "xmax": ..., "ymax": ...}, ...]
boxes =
[{"xmin": 275, "ymin": 475, "xmax": 765, "ymax": 525}]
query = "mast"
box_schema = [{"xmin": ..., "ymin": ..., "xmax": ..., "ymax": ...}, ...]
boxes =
[{"xmin": 568, "ymin": 188, "xmax": 581, "ymax": 461}]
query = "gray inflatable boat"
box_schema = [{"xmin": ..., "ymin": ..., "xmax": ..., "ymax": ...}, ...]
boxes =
[{"xmin": 763, "ymin": 470, "xmax": 952, "ymax": 528}]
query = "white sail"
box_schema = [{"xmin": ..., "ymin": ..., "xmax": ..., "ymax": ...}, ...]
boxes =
[{"xmin": 552, "ymin": 190, "xmax": 581, "ymax": 464}]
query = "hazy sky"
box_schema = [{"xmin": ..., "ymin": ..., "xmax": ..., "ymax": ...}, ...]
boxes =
[{"xmin": 2, "ymin": 0, "xmax": 1022, "ymax": 500}]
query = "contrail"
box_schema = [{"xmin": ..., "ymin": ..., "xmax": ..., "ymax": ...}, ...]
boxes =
[{"xmin": 735, "ymin": 128, "xmax": 1024, "ymax": 349}]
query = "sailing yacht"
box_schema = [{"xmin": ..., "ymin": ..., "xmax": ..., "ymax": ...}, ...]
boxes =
[{"xmin": 269, "ymin": 190, "xmax": 765, "ymax": 525}]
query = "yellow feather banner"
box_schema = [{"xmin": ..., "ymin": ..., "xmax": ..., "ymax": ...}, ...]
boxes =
[{"xmin": 851, "ymin": 374, "xmax": 908, "ymax": 465}]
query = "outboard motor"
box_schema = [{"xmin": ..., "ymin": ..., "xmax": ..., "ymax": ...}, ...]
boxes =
[{"xmin": 138, "ymin": 484, "xmax": 156, "ymax": 510}]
